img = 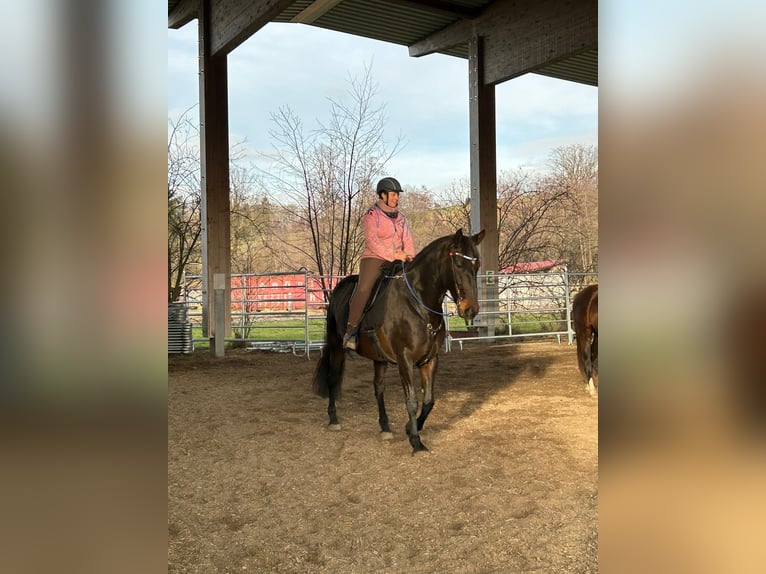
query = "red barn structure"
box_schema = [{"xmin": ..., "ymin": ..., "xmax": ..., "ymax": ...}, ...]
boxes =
[{"xmin": 229, "ymin": 273, "xmax": 341, "ymax": 313}]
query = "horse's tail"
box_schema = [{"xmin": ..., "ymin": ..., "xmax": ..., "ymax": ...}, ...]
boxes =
[{"xmin": 312, "ymin": 290, "xmax": 346, "ymax": 399}]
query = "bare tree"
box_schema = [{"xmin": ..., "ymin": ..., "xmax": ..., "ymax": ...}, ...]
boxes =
[
  {"xmin": 167, "ymin": 107, "xmax": 201, "ymax": 303},
  {"xmin": 230, "ymin": 167, "xmax": 273, "ymax": 274},
  {"xmin": 398, "ymin": 186, "xmax": 445, "ymax": 249},
  {"xmin": 496, "ymin": 168, "xmax": 574, "ymax": 270},
  {"xmin": 434, "ymin": 178, "xmax": 472, "ymax": 234},
  {"xmin": 546, "ymin": 144, "xmax": 598, "ymax": 273},
  {"xmin": 169, "ymin": 110, "xmax": 277, "ymax": 304},
  {"xmin": 258, "ymin": 65, "xmax": 402, "ymax": 296},
  {"xmin": 434, "ymin": 170, "xmax": 574, "ymax": 271}
]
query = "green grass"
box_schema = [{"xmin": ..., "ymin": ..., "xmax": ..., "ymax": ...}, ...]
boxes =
[
  {"xmin": 447, "ymin": 312, "xmax": 567, "ymax": 335},
  {"xmin": 191, "ymin": 318, "xmax": 326, "ymax": 349},
  {"xmin": 189, "ymin": 311, "xmax": 568, "ymax": 350}
]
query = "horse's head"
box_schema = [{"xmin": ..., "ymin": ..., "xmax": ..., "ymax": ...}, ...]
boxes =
[{"xmin": 448, "ymin": 229, "xmax": 485, "ymax": 322}]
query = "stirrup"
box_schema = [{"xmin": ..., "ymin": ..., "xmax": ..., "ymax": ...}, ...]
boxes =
[{"xmin": 343, "ymin": 332, "xmax": 357, "ymax": 351}]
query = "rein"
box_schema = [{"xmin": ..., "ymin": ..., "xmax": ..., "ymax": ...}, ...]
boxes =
[
  {"xmin": 400, "ymin": 261, "xmax": 450, "ymax": 317},
  {"xmin": 400, "ymin": 249, "xmax": 478, "ymax": 318}
]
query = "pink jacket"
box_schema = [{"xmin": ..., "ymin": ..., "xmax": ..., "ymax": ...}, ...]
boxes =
[{"xmin": 361, "ymin": 201, "xmax": 416, "ymax": 261}]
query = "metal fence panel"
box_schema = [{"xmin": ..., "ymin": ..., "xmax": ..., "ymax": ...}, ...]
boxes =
[
  {"xmin": 180, "ymin": 271, "xmax": 597, "ymax": 357},
  {"xmin": 167, "ymin": 303, "xmax": 193, "ymax": 354}
]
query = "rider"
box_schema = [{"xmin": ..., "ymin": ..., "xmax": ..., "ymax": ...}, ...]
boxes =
[{"xmin": 343, "ymin": 177, "xmax": 416, "ymax": 351}]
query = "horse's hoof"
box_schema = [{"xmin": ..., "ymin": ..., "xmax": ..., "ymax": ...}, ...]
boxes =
[
  {"xmin": 328, "ymin": 423, "xmax": 342, "ymax": 432},
  {"xmin": 380, "ymin": 432, "xmax": 394, "ymax": 441},
  {"xmin": 412, "ymin": 447, "xmax": 431, "ymax": 456}
]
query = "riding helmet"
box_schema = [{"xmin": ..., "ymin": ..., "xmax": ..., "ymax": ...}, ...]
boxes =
[{"xmin": 376, "ymin": 177, "xmax": 403, "ymax": 197}]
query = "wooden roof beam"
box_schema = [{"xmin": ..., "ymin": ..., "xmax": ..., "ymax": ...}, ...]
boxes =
[
  {"xmin": 409, "ymin": 0, "xmax": 597, "ymax": 86},
  {"xmin": 388, "ymin": 0, "xmax": 483, "ymax": 19},
  {"xmin": 168, "ymin": 0, "xmax": 199, "ymax": 29},
  {"xmin": 408, "ymin": 18, "xmax": 473, "ymax": 57},
  {"xmin": 209, "ymin": 0, "xmax": 296, "ymax": 56}
]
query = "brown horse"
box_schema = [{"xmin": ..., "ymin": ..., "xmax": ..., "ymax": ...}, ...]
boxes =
[
  {"xmin": 313, "ymin": 229, "xmax": 485, "ymax": 454},
  {"xmin": 572, "ymin": 283, "xmax": 598, "ymax": 397}
]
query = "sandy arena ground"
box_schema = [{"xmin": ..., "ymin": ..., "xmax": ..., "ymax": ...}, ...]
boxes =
[{"xmin": 169, "ymin": 340, "xmax": 598, "ymax": 573}]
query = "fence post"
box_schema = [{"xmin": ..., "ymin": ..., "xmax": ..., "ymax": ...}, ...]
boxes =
[
  {"xmin": 564, "ymin": 267, "xmax": 573, "ymax": 345},
  {"xmin": 303, "ymin": 269, "xmax": 310, "ymax": 358}
]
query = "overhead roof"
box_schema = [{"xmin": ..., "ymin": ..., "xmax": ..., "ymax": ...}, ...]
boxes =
[{"xmin": 168, "ymin": 0, "xmax": 597, "ymax": 87}]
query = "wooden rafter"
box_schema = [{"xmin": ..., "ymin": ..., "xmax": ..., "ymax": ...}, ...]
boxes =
[
  {"xmin": 388, "ymin": 0, "xmax": 483, "ymax": 19},
  {"xmin": 291, "ymin": 0, "xmax": 344, "ymax": 24}
]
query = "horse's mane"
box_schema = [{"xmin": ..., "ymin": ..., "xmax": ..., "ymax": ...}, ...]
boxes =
[{"xmin": 411, "ymin": 234, "xmax": 452, "ymax": 266}]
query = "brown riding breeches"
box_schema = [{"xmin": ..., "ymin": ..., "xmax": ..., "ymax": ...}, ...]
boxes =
[{"xmin": 346, "ymin": 257, "xmax": 386, "ymax": 332}]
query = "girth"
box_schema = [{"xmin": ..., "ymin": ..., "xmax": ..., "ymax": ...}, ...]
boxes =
[{"xmin": 362, "ymin": 320, "xmax": 445, "ymax": 366}]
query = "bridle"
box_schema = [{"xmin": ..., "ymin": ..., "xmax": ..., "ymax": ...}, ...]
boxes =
[
  {"xmin": 400, "ymin": 249, "xmax": 478, "ymax": 317},
  {"xmin": 448, "ymin": 250, "xmax": 478, "ymax": 308}
]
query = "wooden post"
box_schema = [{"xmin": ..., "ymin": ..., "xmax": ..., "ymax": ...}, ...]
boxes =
[
  {"xmin": 198, "ymin": 0, "xmax": 231, "ymax": 348},
  {"xmin": 213, "ymin": 273, "xmax": 226, "ymax": 357},
  {"xmin": 468, "ymin": 35, "xmax": 499, "ymax": 337}
]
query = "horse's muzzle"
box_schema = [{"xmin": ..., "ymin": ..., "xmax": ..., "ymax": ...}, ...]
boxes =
[{"xmin": 458, "ymin": 299, "xmax": 479, "ymax": 322}]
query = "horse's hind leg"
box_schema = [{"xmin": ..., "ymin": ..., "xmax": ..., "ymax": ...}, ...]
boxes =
[
  {"xmin": 327, "ymin": 393, "xmax": 340, "ymax": 429},
  {"xmin": 373, "ymin": 361, "xmax": 393, "ymax": 440},
  {"xmin": 416, "ymin": 356, "xmax": 438, "ymax": 431},
  {"xmin": 327, "ymin": 346, "xmax": 346, "ymax": 430}
]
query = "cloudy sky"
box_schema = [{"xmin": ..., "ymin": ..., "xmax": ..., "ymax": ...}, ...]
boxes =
[{"xmin": 167, "ymin": 20, "xmax": 598, "ymax": 193}]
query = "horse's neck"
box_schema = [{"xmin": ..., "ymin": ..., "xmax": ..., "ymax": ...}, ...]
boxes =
[{"xmin": 403, "ymin": 261, "xmax": 449, "ymax": 307}]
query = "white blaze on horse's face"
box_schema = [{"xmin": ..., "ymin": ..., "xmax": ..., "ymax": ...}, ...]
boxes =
[
  {"xmin": 449, "ymin": 231, "xmax": 483, "ymax": 321},
  {"xmin": 456, "ymin": 258, "xmax": 480, "ymax": 321}
]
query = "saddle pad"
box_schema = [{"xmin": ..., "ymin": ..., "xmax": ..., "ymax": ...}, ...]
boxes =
[{"xmin": 359, "ymin": 262, "xmax": 402, "ymax": 332}]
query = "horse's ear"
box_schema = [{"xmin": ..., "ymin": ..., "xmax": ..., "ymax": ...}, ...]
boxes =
[
  {"xmin": 472, "ymin": 229, "xmax": 486, "ymax": 245},
  {"xmin": 453, "ymin": 229, "xmax": 464, "ymax": 240}
]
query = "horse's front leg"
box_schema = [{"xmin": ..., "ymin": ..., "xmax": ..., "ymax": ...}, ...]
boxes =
[
  {"xmin": 373, "ymin": 361, "xmax": 393, "ymax": 440},
  {"xmin": 588, "ymin": 331, "xmax": 598, "ymax": 396},
  {"xmin": 398, "ymin": 356, "xmax": 428, "ymax": 454},
  {"xmin": 578, "ymin": 330, "xmax": 594, "ymax": 397},
  {"xmin": 416, "ymin": 355, "xmax": 438, "ymax": 431}
]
